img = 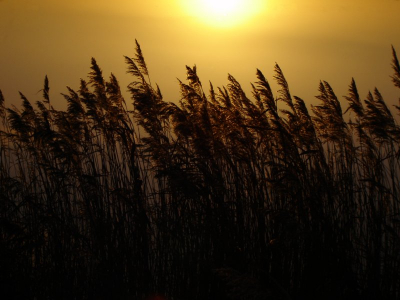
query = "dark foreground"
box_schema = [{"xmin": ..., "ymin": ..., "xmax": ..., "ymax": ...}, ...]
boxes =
[{"xmin": 1, "ymin": 43, "xmax": 400, "ymax": 299}]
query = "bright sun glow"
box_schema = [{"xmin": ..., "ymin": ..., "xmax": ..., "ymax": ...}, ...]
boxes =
[
  {"xmin": 203, "ymin": 0, "xmax": 243, "ymax": 16},
  {"xmin": 180, "ymin": 0, "xmax": 266, "ymax": 28}
]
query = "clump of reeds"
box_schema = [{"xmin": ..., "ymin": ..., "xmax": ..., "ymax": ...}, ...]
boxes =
[{"xmin": 1, "ymin": 41, "xmax": 400, "ymax": 300}]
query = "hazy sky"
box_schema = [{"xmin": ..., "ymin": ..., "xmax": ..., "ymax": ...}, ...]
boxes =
[{"xmin": 0, "ymin": 0, "xmax": 399, "ymax": 111}]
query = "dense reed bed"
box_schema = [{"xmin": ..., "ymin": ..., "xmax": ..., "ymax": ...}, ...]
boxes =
[{"xmin": 1, "ymin": 41, "xmax": 400, "ymax": 299}]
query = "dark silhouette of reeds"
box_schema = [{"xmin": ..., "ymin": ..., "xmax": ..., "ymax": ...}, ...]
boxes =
[{"xmin": 1, "ymin": 41, "xmax": 400, "ymax": 300}]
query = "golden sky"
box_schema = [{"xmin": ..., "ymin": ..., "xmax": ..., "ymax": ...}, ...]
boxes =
[{"xmin": 0, "ymin": 0, "xmax": 399, "ymax": 110}]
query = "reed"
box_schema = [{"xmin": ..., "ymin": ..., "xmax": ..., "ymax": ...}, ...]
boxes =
[{"xmin": 1, "ymin": 43, "xmax": 400, "ymax": 300}]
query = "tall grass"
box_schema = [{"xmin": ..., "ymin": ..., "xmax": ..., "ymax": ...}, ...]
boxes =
[{"xmin": 1, "ymin": 41, "xmax": 400, "ymax": 300}]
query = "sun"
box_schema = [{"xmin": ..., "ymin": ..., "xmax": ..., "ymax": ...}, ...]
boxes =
[
  {"xmin": 202, "ymin": 0, "xmax": 243, "ymax": 17},
  {"xmin": 180, "ymin": 0, "xmax": 266, "ymax": 28}
]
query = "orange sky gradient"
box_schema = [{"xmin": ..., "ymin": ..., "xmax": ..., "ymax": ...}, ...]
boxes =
[{"xmin": 0, "ymin": 0, "xmax": 399, "ymax": 111}]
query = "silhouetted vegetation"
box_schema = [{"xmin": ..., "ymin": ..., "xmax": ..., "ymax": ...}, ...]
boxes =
[{"xmin": 1, "ymin": 41, "xmax": 400, "ymax": 299}]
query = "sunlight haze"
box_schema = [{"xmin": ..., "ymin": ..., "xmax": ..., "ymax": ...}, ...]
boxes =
[{"xmin": 0, "ymin": 0, "xmax": 399, "ymax": 111}]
